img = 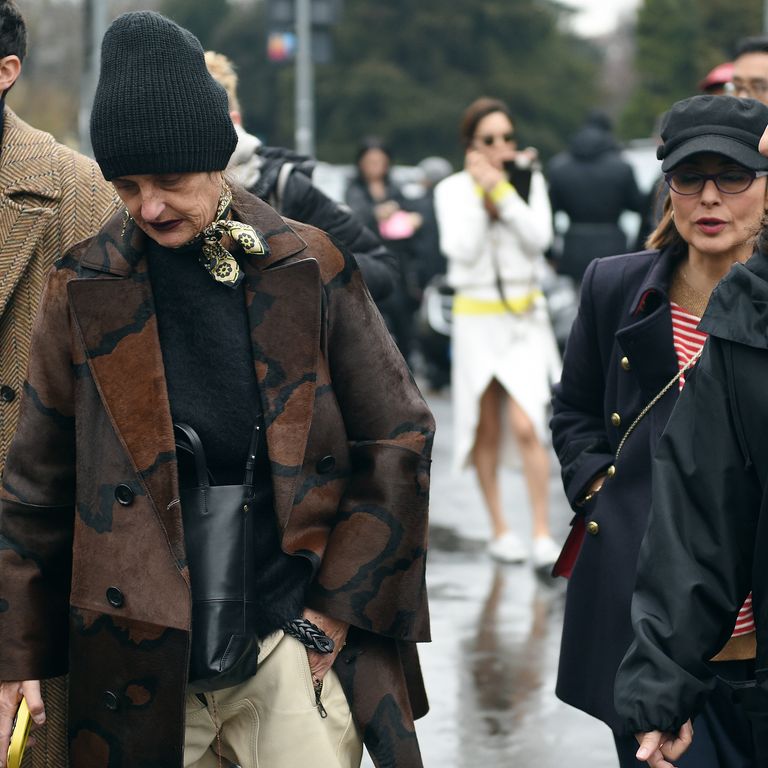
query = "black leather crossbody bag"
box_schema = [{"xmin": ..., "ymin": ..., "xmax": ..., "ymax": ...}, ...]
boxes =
[{"xmin": 174, "ymin": 422, "xmax": 262, "ymax": 692}]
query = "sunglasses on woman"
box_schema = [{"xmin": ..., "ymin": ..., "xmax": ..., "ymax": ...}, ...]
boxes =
[
  {"xmin": 477, "ymin": 133, "xmax": 516, "ymax": 147},
  {"xmin": 665, "ymin": 168, "xmax": 768, "ymax": 195}
]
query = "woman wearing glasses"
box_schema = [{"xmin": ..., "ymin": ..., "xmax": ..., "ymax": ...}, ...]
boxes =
[
  {"xmin": 434, "ymin": 97, "xmax": 561, "ymax": 567},
  {"xmin": 611, "ymin": 96, "xmax": 768, "ymax": 765},
  {"xmin": 552, "ymin": 95, "xmax": 766, "ymax": 767}
]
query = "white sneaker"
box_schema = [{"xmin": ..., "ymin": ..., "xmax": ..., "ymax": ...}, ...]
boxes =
[
  {"xmin": 488, "ymin": 531, "xmax": 528, "ymax": 564},
  {"xmin": 532, "ymin": 535, "xmax": 561, "ymax": 570}
]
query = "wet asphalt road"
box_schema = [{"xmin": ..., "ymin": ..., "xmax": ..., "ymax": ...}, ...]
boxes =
[{"xmin": 363, "ymin": 388, "xmax": 621, "ymax": 768}]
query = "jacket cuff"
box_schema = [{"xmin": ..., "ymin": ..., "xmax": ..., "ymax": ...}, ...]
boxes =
[
  {"xmin": 564, "ymin": 450, "xmax": 615, "ymax": 508},
  {"xmin": 0, "ymin": 501, "xmax": 73, "ymax": 680},
  {"xmin": 489, "ymin": 180, "xmax": 515, "ymax": 204}
]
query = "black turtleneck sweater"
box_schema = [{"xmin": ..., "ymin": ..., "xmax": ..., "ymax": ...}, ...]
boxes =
[{"xmin": 147, "ymin": 241, "xmax": 310, "ymax": 640}]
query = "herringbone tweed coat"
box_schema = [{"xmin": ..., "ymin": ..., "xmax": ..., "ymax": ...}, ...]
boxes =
[
  {"xmin": 0, "ymin": 107, "xmax": 117, "ymax": 768},
  {"xmin": 0, "ymin": 107, "xmax": 117, "ymax": 471},
  {"xmin": 0, "ymin": 188, "xmax": 434, "ymax": 768}
]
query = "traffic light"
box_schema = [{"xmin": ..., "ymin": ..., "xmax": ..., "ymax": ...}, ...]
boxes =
[{"xmin": 267, "ymin": 0, "xmax": 343, "ymax": 64}]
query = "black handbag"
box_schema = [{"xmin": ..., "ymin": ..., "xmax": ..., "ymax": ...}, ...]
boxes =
[{"xmin": 174, "ymin": 422, "xmax": 261, "ymax": 692}]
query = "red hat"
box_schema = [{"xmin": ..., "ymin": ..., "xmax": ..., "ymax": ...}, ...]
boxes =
[{"xmin": 699, "ymin": 62, "xmax": 734, "ymax": 93}]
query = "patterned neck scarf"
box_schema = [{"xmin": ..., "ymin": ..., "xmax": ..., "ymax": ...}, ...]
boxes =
[{"xmin": 183, "ymin": 181, "xmax": 270, "ymax": 289}]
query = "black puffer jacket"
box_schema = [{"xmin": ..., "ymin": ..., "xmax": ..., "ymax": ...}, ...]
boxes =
[
  {"xmin": 227, "ymin": 126, "xmax": 398, "ymax": 303},
  {"xmin": 548, "ymin": 126, "xmax": 644, "ymax": 282},
  {"xmin": 615, "ymin": 251, "xmax": 768, "ymax": 739}
]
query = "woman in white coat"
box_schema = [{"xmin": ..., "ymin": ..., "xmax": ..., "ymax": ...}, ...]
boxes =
[{"xmin": 434, "ymin": 97, "xmax": 561, "ymax": 566}]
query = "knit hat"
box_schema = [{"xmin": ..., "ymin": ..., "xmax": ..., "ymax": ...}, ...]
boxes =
[
  {"xmin": 90, "ymin": 11, "xmax": 236, "ymax": 180},
  {"xmin": 657, "ymin": 95, "xmax": 768, "ymax": 172}
]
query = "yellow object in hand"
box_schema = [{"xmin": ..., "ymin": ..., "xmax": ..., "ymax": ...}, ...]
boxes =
[{"xmin": 7, "ymin": 698, "xmax": 31, "ymax": 768}]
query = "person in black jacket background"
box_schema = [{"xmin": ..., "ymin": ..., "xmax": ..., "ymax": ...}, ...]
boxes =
[
  {"xmin": 205, "ymin": 51, "xmax": 398, "ymax": 305},
  {"xmin": 547, "ymin": 110, "xmax": 643, "ymax": 284}
]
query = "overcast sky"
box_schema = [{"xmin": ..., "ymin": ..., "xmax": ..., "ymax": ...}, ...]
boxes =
[{"xmin": 563, "ymin": 0, "xmax": 640, "ymax": 36}]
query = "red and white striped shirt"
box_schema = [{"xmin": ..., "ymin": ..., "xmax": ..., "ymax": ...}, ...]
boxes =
[{"xmin": 670, "ymin": 301, "xmax": 755, "ymax": 637}]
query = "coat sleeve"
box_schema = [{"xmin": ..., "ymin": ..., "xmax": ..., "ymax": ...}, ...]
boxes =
[
  {"xmin": 550, "ymin": 258, "xmax": 615, "ymax": 507},
  {"xmin": 0, "ymin": 263, "xmax": 77, "ymax": 680},
  {"xmin": 495, "ymin": 169, "xmax": 553, "ymax": 254},
  {"xmin": 283, "ymin": 171, "xmax": 398, "ymax": 302},
  {"xmin": 614, "ymin": 338, "xmax": 760, "ymax": 733},
  {"xmin": 305, "ymin": 254, "xmax": 435, "ymax": 643},
  {"xmin": 434, "ymin": 174, "xmax": 490, "ymax": 266}
]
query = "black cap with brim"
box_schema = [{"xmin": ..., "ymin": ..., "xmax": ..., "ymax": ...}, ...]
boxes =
[
  {"xmin": 660, "ymin": 132, "xmax": 768, "ymax": 172},
  {"xmin": 657, "ymin": 95, "xmax": 768, "ymax": 172}
]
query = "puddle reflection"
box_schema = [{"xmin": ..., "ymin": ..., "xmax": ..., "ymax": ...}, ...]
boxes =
[{"xmin": 458, "ymin": 566, "xmax": 562, "ymax": 759}]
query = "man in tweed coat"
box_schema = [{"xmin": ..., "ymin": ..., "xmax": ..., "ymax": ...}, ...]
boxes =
[{"xmin": 0, "ymin": 2, "xmax": 117, "ymax": 765}]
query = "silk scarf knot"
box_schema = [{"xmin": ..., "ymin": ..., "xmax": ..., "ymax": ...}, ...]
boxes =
[{"xmin": 192, "ymin": 182, "xmax": 270, "ymax": 288}]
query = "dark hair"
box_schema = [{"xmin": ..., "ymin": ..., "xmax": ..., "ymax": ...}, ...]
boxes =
[
  {"xmin": 459, "ymin": 97, "xmax": 513, "ymax": 149},
  {"xmin": 355, "ymin": 136, "xmax": 391, "ymax": 166},
  {"xmin": 0, "ymin": 0, "xmax": 26, "ymax": 61},
  {"xmin": 734, "ymin": 36, "xmax": 768, "ymax": 59},
  {"xmin": 585, "ymin": 109, "xmax": 612, "ymax": 132}
]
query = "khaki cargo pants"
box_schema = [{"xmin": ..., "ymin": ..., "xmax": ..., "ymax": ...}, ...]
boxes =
[{"xmin": 184, "ymin": 631, "xmax": 363, "ymax": 768}]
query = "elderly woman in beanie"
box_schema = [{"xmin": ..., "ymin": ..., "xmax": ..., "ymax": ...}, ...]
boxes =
[
  {"xmin": 0, "ymin": 11, "xmax": 433, "ymax": 768},
  {"xmin": 553, "ymin": 94, "xmax": 768, "ymax": 768}
]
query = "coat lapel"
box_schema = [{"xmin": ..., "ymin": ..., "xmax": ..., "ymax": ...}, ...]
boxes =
[
  {"xmin": 233, "ymin": 191, "xmax": 319, "ymax": 529},
  {"xmin": 69, "ymin": 218, "xmax": 183, "ymax": 565},
  {"xmin": 244, "ymin": 258, "xmax": 321, "ymax": 529},
  {"xmin": 615, "ymin": 247, "xmax": 681, "ymax": 397},
  {"xmin": 0, "ymin": 110, "xmax": 61, "ymax": 318}
]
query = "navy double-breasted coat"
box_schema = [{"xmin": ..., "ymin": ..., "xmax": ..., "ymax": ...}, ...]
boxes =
[{"xmin": 551, "ymin": 246, "xmax": 683, "ymax": 732}]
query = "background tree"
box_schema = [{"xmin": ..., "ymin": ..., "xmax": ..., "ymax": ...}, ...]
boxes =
[
  {"xmin": 157, "ymin": 0, "xmax": 601, "ymax": 164},
  {"xmin": 619, "ymin": 0, "xmax": 762, "ymax": 139},
  {"xmin": 10, "ymin": 0, "xmax": 602, "ymax": 165}
]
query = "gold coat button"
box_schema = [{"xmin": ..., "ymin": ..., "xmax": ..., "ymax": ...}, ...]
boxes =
[
  {"xmin": 606, "ymin": 465, "xmax": 616, "ymax": 478},
  {"xmin": 620, "ymin": 356, "xmax": 631, "ymax": 371},
  {"xmin": 586, "ymin": 521, "xmax": 600, "ymax": 535},
  {"xmin": 610, "ymin": 412, "xmax": 621, "ymax": 427}
]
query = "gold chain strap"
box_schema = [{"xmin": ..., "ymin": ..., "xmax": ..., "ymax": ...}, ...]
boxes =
[{"xmin": 614, "ymin": 347, "xmax": 704, "ymax": 463}]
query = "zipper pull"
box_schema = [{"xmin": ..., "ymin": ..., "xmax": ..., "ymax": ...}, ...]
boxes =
[{"xmin": 313, "ymin": 679, "xmax": 328, "ymax": 718}]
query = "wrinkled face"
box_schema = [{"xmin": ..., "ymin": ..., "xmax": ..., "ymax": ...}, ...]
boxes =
[
  {"xmin": 111, "ymin": 171, "xmax": 223, "ymax": 248},
  {"xmin": 668, "ymin": 153, "xmax": 768, "ymax": 260},
  {"xmin": 358, "ymin": 148, "xmax": 390, "ymax": 183},
  {"xmin": 471, "ymin": 111, "xmax": 517, "ymax": 170}
]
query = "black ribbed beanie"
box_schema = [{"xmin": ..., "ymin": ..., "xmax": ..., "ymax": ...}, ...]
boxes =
[{"xmin": 90, "ymin": 11, "xmax": 236, "ymax": 180}]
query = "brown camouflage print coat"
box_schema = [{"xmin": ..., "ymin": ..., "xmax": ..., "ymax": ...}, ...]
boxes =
[
  {"xmin": 0, "ymin": 189, "xmax": 434, "ymax": 768},
  {"xmin": 0, "ymin": 107, "xmax": 118, "ymax": 768}
]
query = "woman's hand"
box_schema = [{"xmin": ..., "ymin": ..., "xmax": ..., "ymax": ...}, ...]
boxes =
[
  {"xmin": 465, "ymin": 149, "xmax": 506, "ymax": 194},
  {"xmin": 0, "ymin": 680, "xmax": 44, "ymax": 767},
  {"xmin": 635, "ymin": 720, "xmax": 694, "ymax": 767},
  {"xmin": 301, "ymin": 608, "xmax": 349, "ymax": 684}
]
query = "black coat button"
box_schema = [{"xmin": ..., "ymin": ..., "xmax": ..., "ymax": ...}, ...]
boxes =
[
  {"xmin": 114, "ymin": 484, "xmax": 134, "ymax": 506},
  {"xmin": 0, "ymin": 385, "xmax": 16, "ymax": 403},
  {"xmin": 316, "ymin": 455, "xmax": 335, "ymax": 474},
  {"xmin": 103, "ymin": 690, "xmax": 120, "ymax": 711},
  {"xmin": 106, "ymin": 587, "xmax": 124, "ymax": 608}
]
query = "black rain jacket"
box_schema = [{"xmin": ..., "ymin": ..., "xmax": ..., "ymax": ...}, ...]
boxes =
[{"xmin": 615, "ymin": 250, "xmax": 768, "ymax": 735}]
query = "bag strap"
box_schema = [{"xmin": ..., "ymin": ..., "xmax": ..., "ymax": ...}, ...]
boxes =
[
  {"xmin": 614, "ymin": 347, "xmax": 703, "ymax": 464},
  {"xmin": 242, "ymin": 423, "xmax": 262, "ymax": 488},
  {"xmin": 489, "ymin": 229, "xmax": 538, "ymax": 316},
  {"xmin": 273, "ymin": 161, "xmax": 295, "ymax": 214},
  {"xmin": 173, "ymin": 423, "xmax": 210, "ymax": 489}
]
